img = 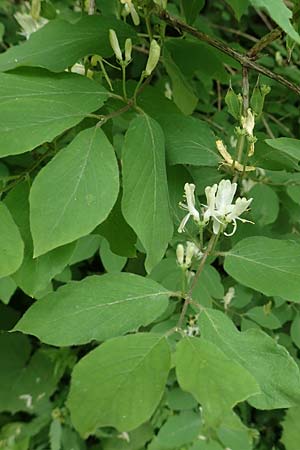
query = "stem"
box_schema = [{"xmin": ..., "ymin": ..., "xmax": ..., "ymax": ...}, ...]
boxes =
[
  {"xmin": 121, "ymin": 63, "xmax": 128, "ymax": 101},
  {"xmin": 156, "ymin": 8, "xmax": 300, "ymax": 96},
  {"xmin": 145, "ymin": 12, "xmax": 153, "ymax": 40},
  {"xmin": 133, "ymin": 73, "xmax": 145, "ymax": 106},
  {"xmin": 177, "ymin": 233, "xmax": 218, "ymax": 329},
  {"xmin": 242, "ymin": 66, "xmax": 249, "ymax": 114},
  {"xmin": 99, "ymin": 59, "xmax": 114, "ymax": 91},
  {"xmin": 247, "ymin": 27, "xmax": 282, "ymax": 59}
]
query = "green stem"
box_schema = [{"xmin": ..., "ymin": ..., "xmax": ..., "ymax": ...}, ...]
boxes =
[
  {"xmin": 133, "ymin": 73, "xmax": 145, "ymax": 106},
  {"xmin": 145, "ymin": 11, "xmax": 153, "ymax": 40},
  {"xmin": 121, "ymin": 63, "xmax": 128, "ymax": 101},
  {"xmin": 177, "ymin": 233, "xmax": 218, "ymax": 329}
]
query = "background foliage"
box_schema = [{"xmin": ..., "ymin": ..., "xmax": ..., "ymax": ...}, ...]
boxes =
[{"xmin": 1, "ymin": 0, "xmax": 300, "ymax": 449}]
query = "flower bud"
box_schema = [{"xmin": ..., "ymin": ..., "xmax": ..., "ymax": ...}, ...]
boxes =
[
  {"xmin": 176, "ymin": 244, "xmax": 184, "ymax": 266},
  {"xmin": 109, "ymin": 29, "xmax": 122, "ymax": 61},
  {"xmin": 31, "ymin": 0, "xmax": 41, "ymax": 20},
  {"xmin": 145, "ymin": 40, "xmax": 161, "ymax": 76},
  {"xmin": 125, "ymin": 38, "xmax": 132, "ymax": 63}
]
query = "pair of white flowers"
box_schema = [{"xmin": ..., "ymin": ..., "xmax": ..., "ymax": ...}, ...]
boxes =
[{"xmin": 178, "ymin": 180, "xmax": 252, "ymax": 236}]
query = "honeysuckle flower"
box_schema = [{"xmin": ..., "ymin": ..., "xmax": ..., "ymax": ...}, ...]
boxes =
[
  {"xmin": 178, "ymin": 183, "xmax": 200, "ymax": 233},
  {"xmin": 120, "ymin": 0, "xmax": 140, "ymax": 26},
  {"xmin": 203, "ymin": 179, "xmax": 253, "ymax": 236},
  {"xmin": 176, "ymin": 241, "xmax": 202, "ymax": 269},
  {"xmin": 241, "ymin": 108, "xmax": 255, "ymax": 137},
  {"xmin": 14, "ymin": 12, "xmax": 48, "ymax": 39},
  {"xmin": 223, "ymin": 286, "xmax": 235, "ymax": 310}
]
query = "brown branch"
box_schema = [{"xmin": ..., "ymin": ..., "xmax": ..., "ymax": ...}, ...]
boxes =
[
  {"xmin": 157, "ymin": 9, "xmax": 300, "ymax": 96},
  {"xmin": 247, "ymin": 27, "xmax": 282, "ymax": 59}
]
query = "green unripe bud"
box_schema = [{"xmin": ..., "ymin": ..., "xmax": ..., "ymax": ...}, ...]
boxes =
[
  {"xmin": 125, "ymin": 38, "xmax": 132, "ymax": 63},
  {"xmin": 145, "ymin": 40, "xmax": 161, "ymax": 76},
  {"xmin": 109, "ymin": 29, "xmax": 122, "ymax": 61}
]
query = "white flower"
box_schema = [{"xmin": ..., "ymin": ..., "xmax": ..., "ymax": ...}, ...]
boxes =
[
  {"xmin": 178, "ymin": 183, "xmax": 200, "ymax": 233},
  {"xmin": 223, "ymin": 286, "xmax": 235, "ymax": 310},
  {"xmin": 241, "ymin": 108, "xmax": 255, "ymax": 137},
  {"xmin": 176, "ymin": 241, "xmax": 202, "ymax": 269},
  {"xmin": 14, "ymin": 12, "xmax": 48, "ymax": 39},
  {"xmin": 203, "ymin": 179, "xmax": 253, "ymax": 236}
]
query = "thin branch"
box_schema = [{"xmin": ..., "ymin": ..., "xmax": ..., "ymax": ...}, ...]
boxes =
[
  {"xmin": 156, "ymin": 9, "xmax": 300, "ymax": 96},
  {"xmin": 247, "ymin": 27, "xmax": 282, "ymax": 59},
  {"xmin": 177, "ymin": 234, "xmax": 217, "ymax": 329}
]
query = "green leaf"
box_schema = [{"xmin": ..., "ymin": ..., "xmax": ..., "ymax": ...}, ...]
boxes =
[
  {"xmin": 224, "ymin": 236, "xmax": 300, "ymax": 302},
  {"xmin": 0, "ymin": 16, "xmax": 136, "ymax": 72},
  {"xmin": 14, "ymin": 273, "xmax": 170, "ymax": 346},
  {"xmin": 100, "ymin": 238, "xmax": 127, "ymax": 273},
  {"xmin": 249, "ymin": 184, "xmax": 279, "ymax": 226},
  {"xmin": 0, "ymin": 69, "xmax": 109, "ymax": 157},
  {"xmin": 200, "ymin": 308, "xmax": 300, "ymax": 409},
  {"xmin": 0, "ymin": 202, "xmax": 24, "ymax": 278},
  {"xmin": 0, "ymin": 277, "xmax": 17, "ymax": 305},
  {"xmin": 287, "ymin": 184, "xmax": 300, "ymax": 204},
  {"xmin": 69, "ymin": 234, "xmax": 102, "ymax": 265},
  {"xmin": 245, "ymin": 306, "xmax": 281, "ymax": 330},
  {"xmin": 163, "ymin": 48, "xmax": 198, "ymax": 115},
  {"xmin": 0, "ymin": 333, "xmax": 59, "ymax": 413},
  {"xmin": 5, "ymin": 183, "xmax": 74, "ymax": 298},
  {"xmin": 96, "ymin": 192, "xmax": 137, "ymax": 258},
  {"xmin": 153, "ymin": 411, "xmax": 201, "ymax": 449},
  {"xmin": 291, "ymin": 313, "xmax": 300, "ymax": 349},
  {"xmin": 176, "ymin": 337, "xmax": 259, "ymax": 426},
  {"xmin": 30, "ymin": 127, "xmax": 119, "ymax": 257},
  {"xmin": 281, "ymin": 406, "xmax": 300, "ymax": 450},
  {"xmin": 122, "ymin": 116, "xmax": 173, "ymax": 272},
  {"xmin": 249, "ymin": 0, "xmax": 300, "ymax": 44},
  {"xmin": 265, "ymin": 138, "xmax": 300, "ymax": 170},
  {"xmin": 225, "ymin": 0, "xmax": 250, "ymax": 20},
  {"xmin": 162, "ymin": 115, "xmax": 220, "ymax": 166},
  {"xmin": 67, "ymin": 333, "xmax": 171, "ymax": 436},
  {"xmin": 103, "ymin": 423, "xmax": 153, "ymax": 450},
  {"xmin": 182, "ymin": 0, "xmax": 205, "ymax": 24}
]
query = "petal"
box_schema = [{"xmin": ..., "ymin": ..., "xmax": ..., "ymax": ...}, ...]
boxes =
[
  {"xmin": 216, "ymin": 179, "xmax": 237, "ymax": 213},
  {"xmin": 178, "ymin": 213, "xmax": 191, "ymax": 233},
  {"xmin": 227, "ymin": 197, "xmax": 252, "ymax": 220},
  {"xmin": 213, "ymin": 218, "xmax": 221, "ymax": 235}
]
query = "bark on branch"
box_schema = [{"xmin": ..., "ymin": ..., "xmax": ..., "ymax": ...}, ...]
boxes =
[{"xmin": 157, "ymin": 9, "xmax": 300, "ymax": 96}]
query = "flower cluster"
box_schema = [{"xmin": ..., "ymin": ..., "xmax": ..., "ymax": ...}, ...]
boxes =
[{"xmin": 178, "ymin": 180, "xmax": 253, "ymax": 237}]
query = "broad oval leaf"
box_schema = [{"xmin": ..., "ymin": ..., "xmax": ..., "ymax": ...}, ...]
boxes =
[
  {"xmin": 14, "ymin": 273, "xmax": 170, "ymax": 346},
  {"xmin": 0, "ymin": 69, "xmax": 108, "ymax": 157},
  {"xmin": 30, "ymin": 126, "xmax": 119, "ymax": 257},
  {"xmin": 0, "ymin": 16, "xmax": 136, "ymax": 73},
  {"xmin": 249, "ymin": 0, "xmax": 300, "ymax": 44},
  {"xmin": 122, "ymin": 115, "xmax": 173, "ymax": 273},
  {"xmin": 224, "ymin": 236, "xmax": 300, "ymax": 302},
  {"xmin": 200, "ymin": 308, "xmax": 300, "ymax": 409},
  {"xmin": 67, "ymin": 333, "xmax": 171, "ymax": 436},
  {"xmin": 176, "ymin": 337, "xmax": 259, "ymax": 426},
  {"xmin": 5, "ymin": 183, "xmax": 74, "ymax": 298},
  {"xmin": 0, "ymin": 202, "xmax": 24, "ymax": 278}
]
